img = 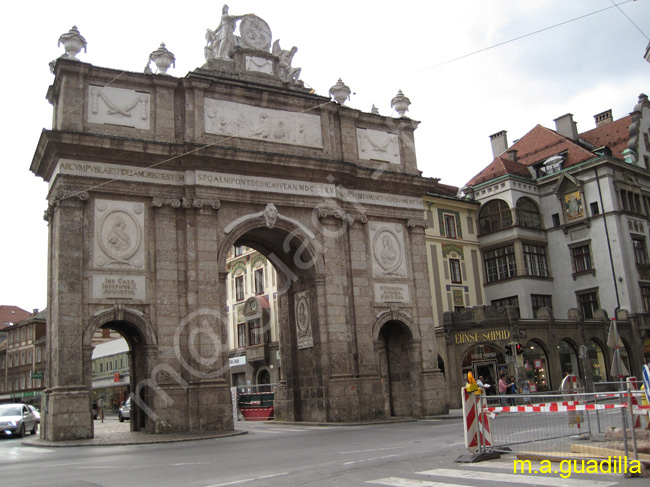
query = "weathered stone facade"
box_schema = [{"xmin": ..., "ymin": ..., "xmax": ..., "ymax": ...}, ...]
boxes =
[{"xmin": 31, "ymin": 20, "xmax": 449, "ymax": 440}]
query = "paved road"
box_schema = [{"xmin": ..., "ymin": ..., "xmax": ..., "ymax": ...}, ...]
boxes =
[{"xmin": 1, "ymin": 418, "xmax": 646, "ymax": 486}]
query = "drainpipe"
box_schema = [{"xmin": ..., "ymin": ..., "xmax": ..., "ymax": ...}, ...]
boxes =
[{"xmin": 595, "ymin": 167, "xmax": 621, "ymax": 312}]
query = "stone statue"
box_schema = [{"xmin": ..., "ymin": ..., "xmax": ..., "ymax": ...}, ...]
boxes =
[
  {"xmin": 272, "ymin": 40, "xmax": 301, "ymax": 84},
  {"xmin": 205, "ymin": 4, "xmax": 247, "ymax": 60}
]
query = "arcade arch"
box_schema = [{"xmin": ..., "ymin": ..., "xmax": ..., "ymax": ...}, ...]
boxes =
[{"xmin": 84, "ymin": 308, "xmax": 158, "ymax": 432}]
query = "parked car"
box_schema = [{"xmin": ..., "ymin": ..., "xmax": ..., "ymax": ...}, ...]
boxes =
[
  {"xmin": 0, "ymin": 403, "xmax": 38, "ymax": 437},
  {"xmin": 118, "ymin": 397, "xmax": 131, "ymax": 422},
  {"xmin": 27, "ymin": 405, "xmax": 41, "ymax": 424},
  {"xmin": 92, "ymin": 401, "xmax": 99, "ymax": 420}
]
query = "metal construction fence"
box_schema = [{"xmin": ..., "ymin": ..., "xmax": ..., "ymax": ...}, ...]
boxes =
[{"xmin": 462, "ymin": 376, "xmax": 650, "ymax": 466}]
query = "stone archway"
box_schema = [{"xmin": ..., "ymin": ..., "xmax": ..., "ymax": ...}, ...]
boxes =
[
  {"xmin": 85, "ymin": 307, "xmax": 158, "ymax": 433},
  {"xmin": 378, "ymin": 320, "xmax": 415, "ymax": 417},
  {"xmin": 32, "ymin": 11, "xmax": 450, "ymax": 440}
]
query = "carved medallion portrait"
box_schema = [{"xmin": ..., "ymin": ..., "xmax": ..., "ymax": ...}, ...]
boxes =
[
  {"xmin": 369, "ymin": 222, "xmax": 407, "ymax": 278},
  {"xmin": 94, "ymin": 200, "xmax": 145, "ymax": 269},
  {"xmin": 239, "ymin": 15, "xmax": 272, "ymax": 51},
  {"xmin": 295, "ymin": 290, "xmax": 313, "ymax": 349}
]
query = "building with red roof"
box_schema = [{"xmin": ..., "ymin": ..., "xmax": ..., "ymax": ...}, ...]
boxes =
[{"xmin": 438, "ymin": 93, "xmax": 650, "ymax": 402}]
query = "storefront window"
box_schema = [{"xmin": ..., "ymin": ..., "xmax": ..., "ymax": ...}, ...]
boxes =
[
  {"xmin": 558, "ymin": 339, "xmax": 580, "ymax": 378},
  {"xmin": 522, "ymin": 341, "xmax": 550, "ymax": 392},
  {"xmin": 587, "ymin": 339, "xmax": 606, "ymax": 383},
  {"xmin": 460, "ymin": 344, "xmax": 505, "ymax": 395}
]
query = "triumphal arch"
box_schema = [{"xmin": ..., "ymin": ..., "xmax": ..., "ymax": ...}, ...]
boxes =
[{"xmin": 31, "ymin": 8, "xmax": 448, "ymax": 440}]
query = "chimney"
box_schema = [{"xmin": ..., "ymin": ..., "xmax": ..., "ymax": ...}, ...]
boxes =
[
  {"xmin": 489, "ymin": 130, "xmax": 508, "ymax": 158},
  {"xmin": 507, "ymin": 149, "xmax": 518, "ymax": 162},
  {"xmin": 594, "ymin": 109, "xmax": 612, "ymax": 127},
  {"xmin": 32, "ymin": 308, "xmax": 39, "ymax": 315},
  {"xmin": 554, "ymin": 113, "xmax": 578, "ymax": 140}
]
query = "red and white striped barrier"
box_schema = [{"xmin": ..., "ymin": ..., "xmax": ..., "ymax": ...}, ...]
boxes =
[
  {"xmin": 485, "ymin": 402, "xmax": 625, "ymax": 414},
  {"xmin": 462, "ymin": 386, "xmax": 492, "ymax": 453}
]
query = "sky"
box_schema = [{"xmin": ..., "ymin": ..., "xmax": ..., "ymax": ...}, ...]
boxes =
[{"xmin": 1, "ymin": 0, "xmax": 649, "ymax": 312}]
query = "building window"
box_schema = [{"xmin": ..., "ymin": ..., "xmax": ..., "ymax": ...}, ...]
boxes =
[
  {"xmin": 234, "ymin": 246, "xmax": 245, "ymax": 257},
  {"xmin": 484, "ymin": 245, "xmax": 517, "ymax": 282},
  {"xmin": 248, "ymin": 319, "xmax": 263, "ymax": 346},
  {"xmin": 552, "ymin": 213, "xmax": 561, "ymax": 227},
  {"xmin": 444, "ymin": 214, "xmax": 457, "ymax": 239},
  {"xmin": 449, "ymin": 259, "xmax": 462, "ymax": 283},
  {"xmin": 36, "ymin": 348, "xmax": 42, "ymax": 363},
  {"xmin": 27, "ymin": 351, "xmax": 32, "ymax": 364},
  {"xmin": 254, "ymin": 268, "xmax": 265, "ymax": 295},
  {"xmin": 633, "ymin": 237, "xmax": 649, "ymax": 264},
  {"xmin": 523, "ymin": 244, "xmax": 549, "ymax": 277},
  {"xmin": 531, "ymin": 294, "xmax": 552, "ymax": 318},
  {"xmin": 642, "ymin": 286, "xmax": 650, "ymax": 312},
  {"xmin": 577, "ymin": 289, "xmax": 599, "ymax": 319},
  {"xmin": 235, "ymin": 275, "xmax": 245, "ymax": 302},
  {"xmin": 491, "ymin": 296, "xmax": 520, "ymax": 317},
  {"xmin": 237, "ymin": 322, "xmax": 246, "ymax": 348},
  {"xmin": 571, "ymin": 244, "xmax": 592, "ymax": 274},
  {"xmin": 479, "ymin": 200, "xmax": 512, "ymax": 234},
  {"xmin": 590, "ymin": 202, "xmax": 600, "ymax": 216},
  {"xmin": 515, "ymin": 197, "xmax": 542, "ymax": 229}
]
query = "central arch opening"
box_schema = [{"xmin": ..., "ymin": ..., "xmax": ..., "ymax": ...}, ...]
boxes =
[{"xmin": 220, "ymin": 221, "xmax": 324, "ymax": 422}]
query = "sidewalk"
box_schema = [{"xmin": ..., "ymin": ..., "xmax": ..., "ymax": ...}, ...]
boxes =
[
  {"xmin": 23, "ymin": 416, "xmax": 246, "ymax": 448},
  {"xmin": 23, "ymin": 410, "xmax": 462, "ymax": 448}
]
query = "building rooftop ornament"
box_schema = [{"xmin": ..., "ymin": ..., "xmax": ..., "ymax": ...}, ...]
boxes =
[
  {"xmin": 371, "ymin": 104, "xmax": 380, "ymax": 114},
  {"xmin": 391, "ymin": 90, "xmax": 411, "ymax": 117},
  {"xmin": 145, "ymin": 43, "xmax": 176, "ymax": 75},
  {"xmin": 205, "ymin": 4, "xmax": 274, "ymax": 61},
  {"xmin": 58, "ymin": 26, "xmax": 87, "ymax": 60},
  {"xmin": 50, "ymin": 25, "xmax": 87, "ymax": 73},
  {"xmin": 272, "ymin": 40, "xmax": 301, "ymax": 84},
  {"xmin": 329, "ymin": 78, "xmax": 351, "ymax": 105}
]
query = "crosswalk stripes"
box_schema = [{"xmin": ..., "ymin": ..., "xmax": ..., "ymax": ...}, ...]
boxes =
[{"xmin": 366, "ymin": 465, "xmax": 619, "ymax": 487}]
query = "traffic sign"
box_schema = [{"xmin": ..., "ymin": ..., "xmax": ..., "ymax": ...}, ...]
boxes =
[{"xmin": 642, "ymin": 364, "xmax": 650, "ymax": 404}]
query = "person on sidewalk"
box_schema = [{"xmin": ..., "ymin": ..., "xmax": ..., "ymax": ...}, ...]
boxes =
[
  {"xmin": 97, "ymin": 397, "xmax": 105, "ymax": 423},
  {"xmin": 476, "ymin": 376, "xmax": 491, "ymax": 394},
  {"xmin": 498, "ymin": 373, "xmax": 508, "ymax": 406}
]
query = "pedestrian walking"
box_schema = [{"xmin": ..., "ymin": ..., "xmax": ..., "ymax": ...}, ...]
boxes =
[
  {"xmin": 97, "ymin": 397, "xmax": 105, "ymax": 423},
  {"xmin": 498, "ymin": 372, "xmax": 508, "ymax": 406},
  {"xmin": 507, "ymin": 375, "xmax": 517, "ymax": 405}
]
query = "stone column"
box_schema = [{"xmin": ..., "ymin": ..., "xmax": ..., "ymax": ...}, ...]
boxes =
[{"xmin": 43, "ymin": 193, "xmax": 92, "ymax": 441}]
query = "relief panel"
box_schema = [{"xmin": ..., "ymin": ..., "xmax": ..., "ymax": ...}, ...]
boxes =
[
  {"xmin": 93, "ymin": 200, "xmax": 145, "ymax": 269},
  {"xmin": 357, "ymin": 128, "xmax": 401, "ymax": 164},
  {"xmin": 369, "ymin": 222, "xmax": 408, "ymax": 278},
  {"xmin": 204, "ymin": 98, "xmax": 323, "ymax": 148},
  {"xmin": 88, "ymin": 86, "xmax": 150, "ymax": 130},
  {"xmin": 295, "ymin": 290, "xmax": 313, "ymax": 349}
]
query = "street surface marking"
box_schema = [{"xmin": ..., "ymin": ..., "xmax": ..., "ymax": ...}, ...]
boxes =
[
  {"xmin": 203, "ymin": 472, "xmax": 288, "ymax": 486},
  {"xmin": 343, "ymin": 454, "xmax": 399, "ymax": 465},
  {"xmin": 367, "ymin": 479, "xmax": 460, "ymax": 486},
  {"xmin": 341, "ymin": 447, "xmax": 403, "ymax": 454},
  {"xmin": 418, "ymin": 468, "xmax": 616, "ymax": 487}
]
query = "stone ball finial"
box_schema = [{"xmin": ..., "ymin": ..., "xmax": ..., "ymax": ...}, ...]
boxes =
[
  {"xmin": 391, "ymin": 89, "xmax": 411, "ymax": 117},
  {"xmin": 147, "ymin": 43, "xmax": 176, "ymax": 75},
  {"xmin": 329, "ymin": 78, "xmax": 351, "ymax": 105},
  {"xmin": 57, "ymin": 26, "xmax": 87, "ymax": 60}
]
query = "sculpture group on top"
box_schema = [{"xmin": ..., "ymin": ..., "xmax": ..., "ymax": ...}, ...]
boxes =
[{"xmin": 204, "ymin": 4, "xmax": 302, "ymax": 85}]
